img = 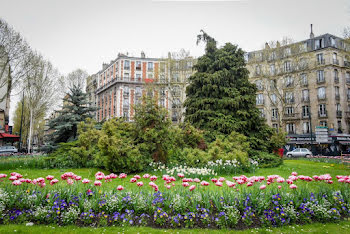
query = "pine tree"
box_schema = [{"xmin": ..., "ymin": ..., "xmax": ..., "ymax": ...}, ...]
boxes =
[
  {"xmin": 184, "ymin": 30, "xmax": 273, "ymax": 150},
  {"xmin": 46, "ymin": 86, "xmax": 97, "ymax": 151}
]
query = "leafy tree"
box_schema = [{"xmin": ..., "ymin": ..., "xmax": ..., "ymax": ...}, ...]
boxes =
[
  {"xmin": 46, "ymin": 86, "xmax": 96, "ymax": 151},
  {"xmin": 184, "ymin": 30, "xmax": 274, "ymax": 151}
]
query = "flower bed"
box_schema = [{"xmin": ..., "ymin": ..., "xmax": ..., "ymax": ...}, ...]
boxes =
[{"xmin": 0, "ymin": 171, "xmax": 349, "ymax": 229}]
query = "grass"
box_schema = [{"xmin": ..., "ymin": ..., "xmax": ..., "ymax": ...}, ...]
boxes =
[
  {"xmin": 0, "ymin": 160, "xmax": 349, "ymax": 193},
  {"xmin": 0, "ymin": 220, "xmax": 349, "ymax": 233}
]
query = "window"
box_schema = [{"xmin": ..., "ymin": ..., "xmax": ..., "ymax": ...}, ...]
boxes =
[
  {"xmin": 147, "ymin": 62, "xmax": 153, "ymax": 71},
  {"xmin": 124, "ymin": 73, "xmax": 130, "ymax": 81},
  {"xmin": 346, "ymin": 72, "xmax": 350, "ymax": 83},
  {"xmin": 160, "ymin": 99, "xmax": 165, "ymax": 107},
  {"xmin": 284, "ymin": 76, "xmax": 294, "ymax": 87},
  {"xmin": 256, "ymin": 80, "xmax": 263, "ymax": 90},
  {"xmin": 338, "ymin": 120, "xmax": 342, "ymax": 133},
  {"xmin": 123, "ymin": 98, "xmax": 129, "ymax": 107},
  {"xmin": 124, "ymin": 60, "xmax": 130, "ymax": 70},
  {"xmin": 285, "ymin": 92, "xmax": 294, "ymax": 103},
  {"xmin": 284, "ymin": 61, "xmax": 291, "ymax": 72},
  {"xmin": 255, "ymin": 65, "xmax": 261, "ymax": 75},
  {"xmin": 258, "ymin": 108, "xmax": 265, "ymax": 118},
  {"xmin": 272, "ymin": 124, "xmax": 279, "ymax": 130},
  {"xmin": 123, "ymin": 110, "xmax": 129, "ymax": 121},
  {"xmin": 136, "ymin": 74, "xmax": 141, "ymax": 82},
  {"xmin": 333, "ymin": 53, "xmax": 339, "ymax": 65},
  {"xmin": 284, "ymin": 47, "xmax": 291, "ymax": 57},
  {"xmin": 300, "ymin": 73, "xmax": 308, "ymax": 86},
  {"xmin": 336, "ymin": 103, "xmax": 341, "ymax": 112},
  {"xmin": 270, "ymin": 64, "xmax": 275, "ymax": 75},
  {"xmin": 334, "ymin": 69, "xmax": 339, "ymax": 82},
  {"xmin": 335, "ymin": 86, "xmax": 340, "ymax": 99},
  {"xmin": 136, "ymin": 61, "xmax": 141, "ymax": 70},
  {"xmin": 124, "ymin": 86, "xmax": 129, "ymax": 95},
  {"xmin": 270, "ymin": 79, "xmax": 277, "ymax": 90},
  {"xmin": 299, "ymin": 58, "xmax": 308, "ymax": 69},
  {"xmin": 317, "ymin": 70, "xmax": 325, "ymax": 83},
  {"xmin": 348, "ymin": 88, "xmax": 350, "ymax": 100},
  {"xmin": 301, "ymin": 42, "xmax": 308, "ymax": 52},
  {"xmin": 270, "ymin": 93, "xmax": 277, "ymax": 104},
  {"xmin": 256, "ymin": 94, "xmax": 264, "ymax": 105},
  {"xmin": 303, "ymin": 122, "xmax": 311, "ymax": 133},
  {"xmin": 160, "ymin": 62, "xmax": 165, "ymax": 72},
  {"xmin": 317, "ymin": 87, "xmax": 326, "ymax": 100},
  {"xmin": 172, "ymin": 73, "xmax": 180, "ymax": 82},
  {"xmin": 160, "ymin": 88, "xmax": 166, "ymax": 96},
  {"xmin": 286, "ymin": 123, "xmax": 296, "ymax": 134},
  {"xmin": 316, "ymin": 53, "xmax": 324, "ymax": 64},
  {"xmin": 269, "ymin": 51, "xmax": 276, "ymax": 61},
  {"xmin": 315, "ymin": 38, "xmax": 324, "ymax": 49},
  {"xmin": 302, "ymin": 89, "xmax": 309, "ymax": 102},
  {"xmin": 302, "ymin": 106, "xmax": 310, "ymax": 117},
  {"xmin": 320, "ymin": 121, "xmax": 327, "ymax": 127},
  {"xmin": 186, "ymin": 61, "xmax": 192, "ymax": 69},
  {"xmin": 272, "ymin": 108, "xmax": 278, "ymax": 119},
  {"xmin": 319, "ymin": 104, "xmax": 327, "ymax": 116},
  {"xmin": 285, "ymin": 106, "xmax": 294, "ymax": 115},
  {"xmin": 331, "ymin": 37, "xmax": 336, "ymax": 47},
  {"xmin": 136, "ymin": 86, "xmax": 141, "ymax": 96}
]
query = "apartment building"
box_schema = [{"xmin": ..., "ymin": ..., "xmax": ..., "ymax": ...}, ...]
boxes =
[
  {"xmin": 86, "ymin": 74, "xmax": 98, "ymax": 119},
  {"xmin": 246, "ymin": 27, "xmax": 350, "ymax": 152},
  {"xmin": 95, "ymin": 52, "xmax": 194, "ymax": 122}
]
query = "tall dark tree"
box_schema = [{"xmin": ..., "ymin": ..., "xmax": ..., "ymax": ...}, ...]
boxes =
[
  {"xmin": 46, "ymin": 86, "xmax": 97, "ymax": 151},
  {"xmin": 184, "ymin": 30, "xmax": 273, "ymax": 151}
]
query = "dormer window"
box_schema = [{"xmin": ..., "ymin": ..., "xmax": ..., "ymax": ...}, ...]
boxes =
[{"xmin": 315, "ymin": 38, "xmax": 324, "ymax": 49}]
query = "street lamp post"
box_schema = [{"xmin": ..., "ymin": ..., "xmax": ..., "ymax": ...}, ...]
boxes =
[
  {"xmin": 309, "ymin": 110, "xmax": 314, "ymax": 154},
  {"xmin": 19, "ymin": 91, "xmax": 24, "ymax": 152}
]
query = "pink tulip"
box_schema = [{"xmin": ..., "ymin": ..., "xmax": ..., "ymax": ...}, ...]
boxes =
[
  {"xmin": 143, "ymin": 174, "xmax": 150, "ymax": 179},
  {"xmin": 9, "ymin": 176, "xmax": 17, "ymax": 181},
  {"xmin": 67, "ymin": 179, "xmax": 74, "ymax": 185},
  {"xmin": 130, "ymin": 178, "xmax": 137, "ymax": 183},
  {"xmin": 166, "ymin": 185, "xmax": 171, "ymax": 189},
  {"xmin": 94, "ymin": 181, "xmax": 102, "ymax": 186},
  {"xmin": 137, "ymin": 181, "xmax": 143, "ymax": 187},
  {"xmin": 194, "ymin": 178, "xmax": 200, "ymax": 183},
  {"xmin": 290, "ymin": 184, "xmax": 297, "ymax": 189},
  {"xmin": 201, "ymin": 181, "xmax": 209, "ymax": 186},
  {"xmin": 246, "ymin": 182, "xmax": 253, "ymax": 187},
  {"xmin": 82, "ymin": 178, "xmax": 90, "ymax": 184},
  {"xmin": 211, "ymin": 178, "xmax": 218, "ymax": 183},
  {"xmin": 218, "ymin": 177, "xmax": 225, "ymax": 182},
  {"xmin": 150, "ymin": 176, "xmax": 157, "ymax": 181},
  {"xmin": 75, "ymin": 176, "xmax": 82, "ymax": 181},
  {"xmin": 215, "ymin": 182, "xmax": 223, "ymax": 187},
  {"xmin": 291, "ymin": 172, "xmax": 298, "ymax": 176},
  {"xmin": 0, "ymin": 174, "xmax": 7, "ymax": 178},
  {"xmin": 189, "ymin": 185, "xmax": 196, "ymax": 191},
  {"xmin": 96, "ymin": 175, "xmax": 104, "ymax": 180},
  {"xmin": 117, "ymin": 185, "xmax": 124, "ymax": 191},
  {"xmin": 12, "ymin": 180, "xmax": 22, "ymax": 186},
  {"xmin": 50, "ymin": 179, "xmax": 59, "ymax": 185},
  {"xmin": 259, "ymin": 185, "xmax": 266, "ymax": 190},
  {"xmin": 177, "ymin": 173, "xmax": 184, "ymax": 178},
  {"xmin": 134, "ymin": 175, "xmax": 141, "ymax": 180},
  {"xmin": 182, "ymin": 182, "xmax": 190, "ymax": 187},
  {"xmin": 278, "ymin": 185, "xmax": 282, "ymax": 189},
  {"xmin": 119, "ymin": 173, "xmax": 127, "ymax": 179},
  {"xmin": 46, "ymin": 175, "xmax": 54, "ymax": 181}
]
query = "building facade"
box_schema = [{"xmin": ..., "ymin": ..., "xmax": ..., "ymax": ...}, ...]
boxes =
[
  {"xmin": 246, "ymin": 30, "xmax": 350, "ymax": 152},
  {"xmin": 95, "ymin": 52, "xmax": 194, "ymax": 123},
  {"xmin": 0, "ymin": 46, "xmax": 10, "ymax": 134},
  {"xmin": 86, "ymin": 74, "xmax": 98, "ymax": 119}
]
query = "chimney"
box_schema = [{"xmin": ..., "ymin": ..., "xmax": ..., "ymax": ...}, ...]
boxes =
[
  {"xmin": 141, "ymin": 51, "xmax": 145, "ymax": 58},
  {"xmin": 310, "ymin": 24, "xmax": 314, "ymax": 39},
  {"xmin": 102, "ymin": 63, "xmax": 108, "ymax": 70},
  {"xmin": 265, "ymin": 42, "xmax": 270, "ymax": 50}
]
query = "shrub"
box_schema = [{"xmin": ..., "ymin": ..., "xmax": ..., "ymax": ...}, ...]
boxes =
[{"xmin": 250, "ymin": 151, "xmax": 283, "ymax": 168}]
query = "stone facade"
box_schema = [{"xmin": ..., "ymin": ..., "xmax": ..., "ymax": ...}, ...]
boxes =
[{"xmin": 246, "ymin": 33, "xmax": 350, "ymax": 137}]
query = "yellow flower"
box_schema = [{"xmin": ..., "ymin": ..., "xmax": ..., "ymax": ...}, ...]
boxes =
[
  {"xmin": 99, "ymin": 190, "xmax": 102, "ymax": 194},
  {"xmin": 26, "ymin": 189, "xmax": 30, "ymax": 193}
]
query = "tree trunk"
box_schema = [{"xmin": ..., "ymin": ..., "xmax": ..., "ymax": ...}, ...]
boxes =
[{"xmin": 28, "ymin": 108, "xmax": 33, "ymax": 153}]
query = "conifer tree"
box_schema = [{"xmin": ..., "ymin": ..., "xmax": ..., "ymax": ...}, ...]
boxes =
[
  {"xmin": 184, "ymin": 30, "xmax": 273, "ymax": 151},
  {"xmin": 46, "ymin": 85, "xmax": 96, "ymax": 151}
]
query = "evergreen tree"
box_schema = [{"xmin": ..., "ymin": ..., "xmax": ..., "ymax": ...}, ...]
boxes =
[
  {"xmin": 46, "ymin": 86, "xmax": 96, "ymax": 151},
  {"xmin": 184, "ymin": 30, "xmax": 273, "ymax": 151}
]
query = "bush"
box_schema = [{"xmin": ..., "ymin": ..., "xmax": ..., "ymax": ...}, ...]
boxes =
[{"xmin": 250, "ymin": 151, "xmax": 283, "ymax": 168}]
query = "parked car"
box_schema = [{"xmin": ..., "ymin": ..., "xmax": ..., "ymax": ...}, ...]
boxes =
[
  {"xmin": 286, "ymin": 148, "xmax": 312, "ymax": 158},
  {"xmin": 0, "ymin": 146, "xmax": 18, "ymax": 155}
]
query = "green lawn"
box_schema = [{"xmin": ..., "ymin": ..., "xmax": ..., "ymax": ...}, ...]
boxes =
[
  {"xmin": 0, "ymin": 220, "xmax": 349, "ymax": 233},
  {"xmin": 0, "ymin": 160, "xmax": 349, "ymax": 193}
]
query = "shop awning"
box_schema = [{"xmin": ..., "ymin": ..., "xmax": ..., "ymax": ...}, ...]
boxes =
[
  {"xmin": 0, "ymin": 133, "xmax": 20, "ymax": 141},
  {"xmin": 339, "ymin": 141, "xmax": 350, "ymax": 145}
]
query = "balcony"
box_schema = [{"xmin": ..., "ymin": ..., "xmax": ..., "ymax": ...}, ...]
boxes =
[
  {"xmin": 336, "ymin": 111, "xmax": 342, "ymax": 118},
  {"xmin": 316, "ymin": 59, "xmax": 325, "ymax": 65},
  {"xmin": 302, "ymin": 97, "xmax": 310, "ymax": 103},
  {"xmin": 333, "ymin": 59, "xmax": 339, "ymax": 65},
  {"xmin": 301, "ymin": 113, "xmax": 310, "ymax": 119},
  {"xmin": 346, "ymin": 112, "xmax": 350, "ymax": 119},
  {"xmin": 284, "ymin": 83, "xmax": 294, "ymax": 89},
  {"xmin": 334, "ymin": 77, "xmax": 339, "ymax": 84},
  {"xmin": 318, "ymin": 96, "xmax": 326, "ymax": 101},
  {"xmin": 256, "ymin": 100, "xmax": 264, "ymax": 106},
  {"xmin": 301, "ymin": 82, "xmax": 308, "ymax": 87},
  {"xmin": 135, "ymin": 66, "xmax": 141, "ymax": 71},
  {"xmin": 271, "ymin": 116, "xmax": 278, "ymax": 122},
  {"xmin": 284, "ymin": 98, "xmax": 295, "ymax": 104},
  {"xmin": 124, "ymin": 66, "xmax": 130, "ymax": 71},
  {"xmin": 316, "ymin": 78, "xmax": 325, "ymax": 84},
  {"xmin": 318, "ymin": 111, "xmax": 327, "ymax": 118},
  {"xmin": 283, "ymin": 113, "xmax": 300, "ymax": 120}
]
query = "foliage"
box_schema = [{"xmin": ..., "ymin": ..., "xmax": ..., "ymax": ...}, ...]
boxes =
[
  {"xmin": 250, "ymin": 151, "xmax": 283, "ymax": 168},
  {"xmin": 184, "ymin": 30, "xmax": 274, "ymax": 150},
  {"xmin": 46, "ymin": 86, "xmax": 96, "ymax": 152},
  {"xmin": 96, "ymin": 118, "xmax": 147, "ymax": 173}
]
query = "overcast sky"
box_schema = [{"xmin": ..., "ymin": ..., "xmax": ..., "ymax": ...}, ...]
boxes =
[{"xmin": 0, "ymin": 0, "xmax": 349, "ymax": 125}]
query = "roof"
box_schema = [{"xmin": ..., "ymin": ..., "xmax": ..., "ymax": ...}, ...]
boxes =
[{"xmin": 0, "ymin": 133, "xmax": 20, "ymax": 138}]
